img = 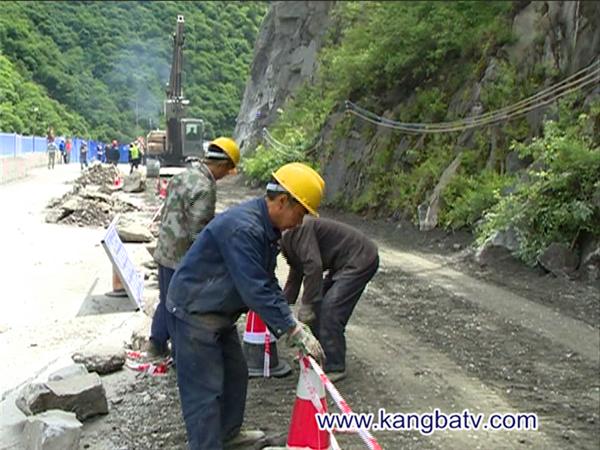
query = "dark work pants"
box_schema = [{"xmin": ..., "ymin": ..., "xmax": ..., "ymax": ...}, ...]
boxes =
[
  {"xmin": 312, "ymin": 255, "xmax": 379, "ymax": 372},
  {"xmin": 150, "ymin": 265, "xmax": 176, "ymax": 354},
  {"xmin": 174, "ymin": 317, "xmax": 247, "ymax": 450}
]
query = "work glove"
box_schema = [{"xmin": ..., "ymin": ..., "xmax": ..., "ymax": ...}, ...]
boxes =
[
  {"xmin": 286, "ymin": 322, "xmax": 324, "ymax": 362},
  {"xmin": 297, "ymin": 302, "xmax": 316, "ymax": 325}
]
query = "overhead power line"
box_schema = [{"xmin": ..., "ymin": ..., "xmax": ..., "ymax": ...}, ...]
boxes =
[{"xmin": 345, "ymin": 59, "xmax": 600, "ymax": 134}]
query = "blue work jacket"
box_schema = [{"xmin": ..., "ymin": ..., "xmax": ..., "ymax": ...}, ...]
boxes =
[{"xmin": 166, "ymin": 197, "xmax": 296, "ymax": 337}]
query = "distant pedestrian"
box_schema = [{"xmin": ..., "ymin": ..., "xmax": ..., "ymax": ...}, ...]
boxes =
[
  {"xmin": 109, "ymin": 140, "xmax": 120, "ymax": 166},
  {"xmin": 80, "ymin": 141, "xmax": 88, "ymax": 170},
  {"xmin": 65, "ymin": 138, "xmax": 72, "ymax": 164},
  {"xmin": 97, "ymin": 143, "xmax": 105, "ymax": 163},
  {"xmin": 58, "ymin": 140, "xmax": 66, "ymax": 164},
  {"xmin": 47, "ymin": 141, "xmax": 58, "ymax": 170}
]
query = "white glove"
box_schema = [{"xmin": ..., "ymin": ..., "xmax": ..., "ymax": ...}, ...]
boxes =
[{"xmin": 286, "ymin": 322, "xmax": 324, "ymax": 361}]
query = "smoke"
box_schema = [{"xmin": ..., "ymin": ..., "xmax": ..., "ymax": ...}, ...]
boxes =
[{"xmin": 106, "ymin": 38, "xmax": 171, "ymax": 131}]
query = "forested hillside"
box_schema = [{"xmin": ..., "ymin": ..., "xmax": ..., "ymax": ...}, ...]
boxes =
[{"xmin": 0, "ymin": 1, "xmax": 266, "ymax": 141}]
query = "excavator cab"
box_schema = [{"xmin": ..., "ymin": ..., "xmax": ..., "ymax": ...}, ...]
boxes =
[{"xmin": 181, "ymin": 118, "xmax": 204, "ymax": 158}]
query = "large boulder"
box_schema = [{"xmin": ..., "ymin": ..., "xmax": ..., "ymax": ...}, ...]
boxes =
[
  {"xmin": 475, "ymin": 228, "xmax": 520, "ymax": 266},
  {"xmin": 23, "ymin": 410, "xmax": 82, "ymax": 450},
  {"xmin": 16, "ymin": 373, "xmax": 108, "ymax": 421},
  {"xmin": 537, "ymin": 242, "xmax": 579, "ymax": 277}
]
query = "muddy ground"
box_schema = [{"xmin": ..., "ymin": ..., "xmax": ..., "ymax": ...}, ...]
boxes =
[{"xmin": 70, "ymin": 170, "xmax": 599, "ymax": 450}]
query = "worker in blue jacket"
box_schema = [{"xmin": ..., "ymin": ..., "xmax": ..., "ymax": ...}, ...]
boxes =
[{"xmin": 166, "ymin": 162, "xmax": 326, "ymax": 450}]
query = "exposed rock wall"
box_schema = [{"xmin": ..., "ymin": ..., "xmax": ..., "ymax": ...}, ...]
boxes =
[
  {"xmin": 317, "ymin": 1, "xmax": 600, "ymax": 209},
  {"xmin": 234, "ymin": 1, "xmax": 334, "ymax": 153}
]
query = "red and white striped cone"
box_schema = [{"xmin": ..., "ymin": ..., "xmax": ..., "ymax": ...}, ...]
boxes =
[
  {"xmin": 113, "ymin": 174, "xmax": 123, "ymax": 189},
  {"xmin": 286, "ymin": 361, "xmax": 332, "ymax": 450},
  {"xmin": 242, "ymin": 310, "xmax": 291, "ymax": 378}
]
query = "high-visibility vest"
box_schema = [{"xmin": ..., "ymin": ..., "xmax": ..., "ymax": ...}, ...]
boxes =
[{"xmin": 130, "ymin": 145, "xmax": 140, "ymax": 159}]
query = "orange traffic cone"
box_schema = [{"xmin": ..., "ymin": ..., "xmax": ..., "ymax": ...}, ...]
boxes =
[
  {"xmin": 242, "ymin": 310, "xmax": 291, "ymax": 378},
  {"xmin": 286, "ymin": 359, "xmax": 331, "ymax": 450}
]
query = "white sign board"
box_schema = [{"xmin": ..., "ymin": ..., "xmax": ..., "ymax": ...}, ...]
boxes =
[{"xmin": 101, "ymin": 216, "xmax": 144, "ymax": 309}]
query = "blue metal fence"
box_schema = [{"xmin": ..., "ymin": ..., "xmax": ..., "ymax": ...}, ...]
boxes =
[{"xmin": 0, "ymin": 132, "xmax": 132, "ymax": 163}]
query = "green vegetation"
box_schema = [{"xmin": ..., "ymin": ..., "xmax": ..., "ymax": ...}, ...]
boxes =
[
  {"xmin": 243, "ymin": 1, "xmax": 514, "ymax": 186},
  {"xmin": 244, "ymin": 1, "xmax": 599, "ymax": 264},
  {"xmin": 0, "ymin": 1, "xmax": 266, "ymax": 140},
  {"xmin": 477, "ymin": 100, "xmax": 600, "ymax": 265}
]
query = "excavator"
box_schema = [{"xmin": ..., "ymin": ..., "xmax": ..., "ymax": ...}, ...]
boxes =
[{"xmin": 146, "ymin": 15, "xmax": 204, "ymax": 177}]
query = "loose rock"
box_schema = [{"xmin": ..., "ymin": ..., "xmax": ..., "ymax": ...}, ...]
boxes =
[
  {"xmin": 117, "ymin": 222, "xmax": 153, "ymax": 243},
  {"xmin": 16, "ymin": 373, "xmax": 109, "ymax": 421},
  {"xmin": 72, "ymin": 349, "xmax": 126, "ymax": 375},
  {"xmin": 23, "ymin": 410, "xmax": 82, "ymax": 450}
]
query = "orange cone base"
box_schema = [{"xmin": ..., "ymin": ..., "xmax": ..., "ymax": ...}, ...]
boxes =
[{"xmin": 286, "ymin": 398, "xmax": 331, "ymax": 450}]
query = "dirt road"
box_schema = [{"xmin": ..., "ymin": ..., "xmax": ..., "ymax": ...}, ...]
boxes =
[{"xmin": 2, "ymin": 167, "xmax": 598, "ymax": 449}]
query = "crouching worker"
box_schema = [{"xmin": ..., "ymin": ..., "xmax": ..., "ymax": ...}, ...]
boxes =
[
  {"xmin": 146, "ymin": 138, "xmax": 241, "ymax": 361},
  {"xmin": 166, "ymin": 162, "xmax": 326, "ymax": 450},
  {"xmin": 281, "ymin": 217, "xmax": 379, "ymax": 382}
]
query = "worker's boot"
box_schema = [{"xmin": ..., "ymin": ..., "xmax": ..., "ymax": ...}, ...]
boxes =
[
  {"xmin": 140, "ymin": 338, "xmax": 170, "ymax": 362},
  {"xmin": 224, "ymin": 430, "xmax": 266, "ymax": 449},
  {"xmin": 326, "ymin": 370, "xmax": 347, "ymax": 383}
]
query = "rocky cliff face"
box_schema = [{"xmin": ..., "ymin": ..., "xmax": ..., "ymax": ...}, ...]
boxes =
[
  {"xmin": 236, "ymin": 1, "xmax": 598, "ymax": 211},
  {"xmin": 317, "ymin": 0, "xmax": 600, "ymax": 211},
  {"xmin": 233, "ymin": 1, "xmax": 334, "ymax": 153}
]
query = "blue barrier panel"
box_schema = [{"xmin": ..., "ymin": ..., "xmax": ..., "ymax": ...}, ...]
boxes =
[
  {"xmin": 0, "ymin": 133, "xmax": 15, "ymax": 157},
  {"xmin": 120, "ymin": 145, "xmax": 129, "ymax": 163},
  {"xmin": 35, "ymin": 137, "xmax": 46, "ymax": 153}
]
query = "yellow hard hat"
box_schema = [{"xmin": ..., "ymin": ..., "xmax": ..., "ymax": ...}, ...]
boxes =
[
  {"xmin": 209, "ymin": 137, "xmax": 240, "ymax": 166},
  {"xmin": 272, "ymin": 162, "xmax": 325, "ymax": 216}
]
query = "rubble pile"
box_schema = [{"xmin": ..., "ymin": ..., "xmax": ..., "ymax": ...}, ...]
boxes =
[
  {"xmin": 73, "ymin": 163, "xmax": 121, "ymax": 190},
  {"xmin": 45, "ymin": 164, "xmax": 141, "ymax": 227}
]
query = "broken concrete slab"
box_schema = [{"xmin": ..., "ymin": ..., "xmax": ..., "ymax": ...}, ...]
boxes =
[
  {"xmin": 72, "ymin": 348, "xmax": 126, "ymax": 375},
  {"xmin": 48, "ymin": 364, "xmax": 89, "ymax": 382},
  {"xmin": 16, "ymin": 373, "xmax": 108, "ymax": 421},
  {"xmin": 117, "ymin": 222, "xmax": 153, "ymax": 242},
  {"xmin": 24, "ymin": 410, "xmax": 82, "ymax": 450}
]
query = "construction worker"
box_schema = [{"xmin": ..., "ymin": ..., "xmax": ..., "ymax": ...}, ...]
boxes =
[
  {"xmin": 145, "ymin": 137, "xmax": 241, "ymax": 361},
  {"xmin": 166, "ymin": 162, "xmax": 325, "ymax": 450},
  {"xmin": 128, "ymin": 142, "xmax": 140, "ymax": 174},
  {"xmin": 80, "ymin": 140, "xmax": 88, "ymax": 170},
  {"xmin": 281, "ymin": 217, "xmax": 379, "ymax": 382}
]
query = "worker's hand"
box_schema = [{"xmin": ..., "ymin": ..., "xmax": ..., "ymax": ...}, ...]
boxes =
[
  {"xmin": 286, "ymin": 322, "xmax": 324, "ymax": 361},
  {"xmin": 297, "ymin": 303, "xmax": 316, "ymax": 325}
]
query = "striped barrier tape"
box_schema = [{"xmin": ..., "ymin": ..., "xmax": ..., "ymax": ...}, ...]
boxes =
[
  {"xmin": 305, "ymin": 356, "xmax": 383, "ymax": 450},
  {"xmin": 298, "ymin": 357, "xmax": 342, "ymax": 450}
]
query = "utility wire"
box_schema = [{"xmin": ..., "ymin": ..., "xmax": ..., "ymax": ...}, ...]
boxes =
[{"xmin": 345, "ymin": 59, "xmax": 600, "ymax": 133}]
